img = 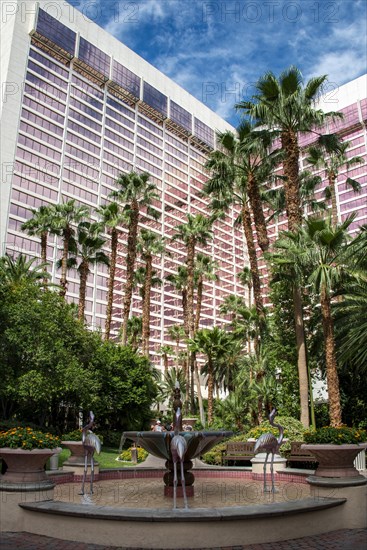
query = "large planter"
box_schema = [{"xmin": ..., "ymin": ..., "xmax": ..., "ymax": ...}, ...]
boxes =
[
  {"xmin": 61, "ymin": 440, "xmax": 85, "ymax": 464},
  {"xmin": 61, "ymin": 440, "xmax": 99, "ymax": 473},
  {"xmin": 301, "ymin": 443, "xmax": 366, "ymax": 479},
  {"xmin": 0, "ymin": 447, "xmax": 60, "ymax": 484}
]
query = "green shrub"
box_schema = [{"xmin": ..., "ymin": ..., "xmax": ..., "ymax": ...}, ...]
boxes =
[
  {"xmin": 201, "ymin": 415, "xmax": 305, "ymax": 464},
  {"xmin": 62, "ymin": 429, "xmax": 104, "ymax": 444},
  {"xmin": 62, "ymin": 429, "xmax": 83, "ymax": 441},
  {"xmin": 118, "ymin": 446, "xmax": 148, "ymax": 463}
]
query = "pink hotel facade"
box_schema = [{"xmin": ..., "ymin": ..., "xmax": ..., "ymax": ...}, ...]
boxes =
[{"xmin": 1, "ymin": 1, "xmax": 366, "ymax": 364}]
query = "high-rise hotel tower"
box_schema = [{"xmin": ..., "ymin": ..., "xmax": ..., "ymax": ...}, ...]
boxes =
[
  {"xmin": 1, "ymin": 0, "xmax": 247, "ymax": 364},
  {"xmin": 1, "ymin": 1, "xmax": 366, "ymax": 363}
]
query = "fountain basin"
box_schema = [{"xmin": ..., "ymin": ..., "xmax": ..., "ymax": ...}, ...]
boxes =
[
  {"xmin": 123, "ymin": 430, "xmax": 232, "ymax": 495},
  {"xmin": 123, "ymin": 430, "xmax": 233, "ymax": 461}
]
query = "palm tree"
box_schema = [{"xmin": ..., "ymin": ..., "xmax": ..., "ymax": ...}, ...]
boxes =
[
  {"xmin": 335, "ymin": 276, "xmax": 367, "ymax": 372},
  {"xmin": 236, "ymin": 68, "xmax": 340, "ymax": 428},
  {"xmin": 219, "ymin": 294, "xmax": 247, "ymax": 324},
  {"xmin": 158, "ymin": 368, "xmax": 186, "ymax": 409},
  {"xmin": 236, "ymin": 66, "xmax": 339, "ymax": 230},
  {"xmin": 96, "ymin": 201, "xmax": 127, "ymax": 340},
  {"xmin": 167, "ymin": 324, "xmax": 186, "ymax": 374},
  {"xmin": 0, "ymin": 254, "xmax": 50, "ymax": 289},
  {"xmin": 136, "ymin": 229, "xmax": 166, "ymax": 356},
  {"xmin": 21, "ymin": 204, "xmax": 56, "ymax": 267},
  {"xmin": 159, "ymin": 345, "xmax": 173, "ymax": 373},
  {"xmin": 335, "ymin": 225, "xmax": 367, "ymax": 370},
  {"xmin": 188, "ymin": 326, "xmax": 234, "ymax": 424},
  {"xmin": 306, "ymin": 134, "xmax": 362, "ymax": 225},
  {"xmin": 172, "ymin": 214, "xmax": 213, "ymax": 413},
  {"xmin": 68, "ymin": 222, "xmax": 109, "ymax": 321},
  {"xmin": 166, "ymin": 266, "xmax": 189, "ymax": 336},
  {"xmin": 172, "ymin": 214, "xmax": 213, "ymax": 339},
  {"xmin": 110, "ymin": 171, "xmax": 160, "ymax": 345},
  {"xmin": 233, "ymin": 304, "xmax": 263, "ymax": 357},
  {"xmin": 275, "ymin": 215, "xmax": 355, "ymax": 425},
  {"xmin": 194, "ymin": 253, "xmax": 219, "ymax": 332},
  {"xmin": 204, "ymin": 127, "xmax": 266, "ymax": 321},
  {"xmin": 126, "ymin": 315, "xmax": 142, "ymax": 350},
  {"xmin": 237, "ymin": 267, "xmax": 253, "ymax": 306},
  {"xmin": 52, "ymin": 200, "xmax": 90, "ymax": 297}
]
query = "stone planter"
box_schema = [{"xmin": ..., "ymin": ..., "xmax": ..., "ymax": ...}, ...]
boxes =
[
  {"xmin": 0, "ymin": 447, "xmax": 60, "ymax": 484},
  {"xmin": 301, "ymin": 443, "xmax": 366, "ymax": 479},
  {"xmin": 61, "ymin": 441, "xmax": 99, "ymax": 474}
]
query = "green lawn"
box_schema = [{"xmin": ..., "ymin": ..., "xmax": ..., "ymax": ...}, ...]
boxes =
[{"xmin": 56, "ymin": 446, "xmax": 132, "ymax": 469}]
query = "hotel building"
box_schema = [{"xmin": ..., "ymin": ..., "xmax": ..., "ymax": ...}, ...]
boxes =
[
  {"xmin": 1, "ymin": 0, "xmax": 246, "ymax": 366},
  {"xmin": 1, "ymin": 1, "xmax": 366, "ymax": 364}
]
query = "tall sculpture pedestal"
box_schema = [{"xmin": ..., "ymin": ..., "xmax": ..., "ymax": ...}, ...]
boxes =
[{"xmin": 251, "ymin": 453, "xmax": 287, "ymax": 474}]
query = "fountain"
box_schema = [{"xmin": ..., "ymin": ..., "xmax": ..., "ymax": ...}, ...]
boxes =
[
  {"xmin": 123, "ymin": 382, "xmax": 233, "ymax": 497},
  {"xmin": 1, "ymin": 385, "xmax": 365, "ymax": 548}
]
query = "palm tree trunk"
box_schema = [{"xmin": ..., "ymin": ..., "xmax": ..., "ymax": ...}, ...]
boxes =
[
  {"xmin": 194, "ymin": 278, "xmax": 203, "ymax": 332},
  {"xmin": 121, "ymin": 203, "xmax": 139, "ymax": 345},
  {"xmin": 193, "ymin": 278, "xmax": 205, "ymax": 421},
  {"xmin": 247, "ymin": 173, "xmax": 269, "ymax": 253},
  {"xmin": 186, "ymin": 238, "xmax": 195, "ymax": 338},
  {"xmin": 282, "ymin": 130, "xmax": 310, "ymax": 428},
  {"xmin": 207, "ymin": 360, "xmax": 214, "ymax": 424},
  {"xmin": 186, "ymin": 238, "xmax": 196, "ymax": 409},
  {"xmin": 78, "ymin": 261, "xmax": 89, "ymax": 320},
  {"xmin": 142, "ymin": 255, "xmax": 153, "ymax": 356},
  {"xmin": 194, "ymin": 359, "xmax": 205, "ymax": 426},
  {"xmin": 293, "ymin": 286, "xmax": 310, "ymax": 428},
  {"xmin": 60, "ymin": 228, "xmax": 71, "ymax": 298},
  {"xmin": 40, "ymin": 232, "xmax": 48, "ymax": 265},
  {"xmin": 105, "ymin": 228, "xmax": 117, "ymax": 340},
  {"xmin": 281, "ymin": 131, "xmax": 302, "ymax": 229},
  {"xmin": 241, "ymin": 204, "xmax": 264, "ymax": 320},
  {"xmin": 164, "ymin": 354, "xmax": 169, "ymax": 372},
  {"xmin": 329, "ymin": 172, "xmax": 338, "ymax": 225},
  {"xmin": 320, "ymin": 286, "xmax": 342, "ymax": 426}
]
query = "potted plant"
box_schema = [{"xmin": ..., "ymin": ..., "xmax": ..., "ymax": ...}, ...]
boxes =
[
  {"xmin": 0, "ymin": 427, "xmax": 61, "ymax": 484},
  {"xmin": 302, "ymin": 426, "xmax": 367, "ymax": 479}
]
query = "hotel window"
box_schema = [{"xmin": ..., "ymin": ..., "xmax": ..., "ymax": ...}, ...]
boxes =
[
  {"xmin": 21, "ymin": 110, "xmax": 64, "ymax": 136},
  {"xmin": 143, "ymin": 82, "xmax": 167, "ymax": 118},
  {"xmin": 138, "ymin": 116, "xmax": 163, "ymax": 136},
  {"xmin": 78, "ymin": 38, "xmax": 111, "ymax": 78},
  {"xmin": 170, "ymin": 101, "xmax": 192, "ymax": 133},
  {"xmin": 25, "ymin": 75, "xmax": 67, "ymax": 103},
  {"xmin": 112, "ymin": 60, "xmax": 140, "ymax": 99},
  {"xmin": 29, "ymin": 48, "xmax": 69, "ymax": 79},
  {"xmin": 36, "ymin": 9, "xmax": 76, "ymax": 56},
  {"xmin": 194, "ymin": 118, "xmax": 214, "ymax": 148}
]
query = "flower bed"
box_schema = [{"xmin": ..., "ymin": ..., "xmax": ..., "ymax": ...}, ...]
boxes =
[{"xmin": 0, "ymin": 427, "xmax": 61, "ymax": 450}]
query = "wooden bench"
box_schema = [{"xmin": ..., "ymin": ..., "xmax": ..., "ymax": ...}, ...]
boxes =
[
  {"xmin": 221, "ymin": 441, "xmax": 255, "ymax": 466},
  {"xmin": 287, "ymin": 441, "xmax": 318, "ymax": 468}
]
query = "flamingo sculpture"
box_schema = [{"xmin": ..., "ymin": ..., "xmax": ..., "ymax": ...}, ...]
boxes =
[
  {"xmin": 254, "ymin": 408, "xmax": 284, "ymax": 493},
  {"xmin": 79, "ymin": 411, "xmax": 101, "ymax": 495},
  {"xmin": 170, "ymin": 407, "xmax": 188, "ymax": 509}
]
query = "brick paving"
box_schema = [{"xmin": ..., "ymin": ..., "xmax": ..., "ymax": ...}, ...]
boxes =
[{"xmin": 0, "ymin": 529, "xmax": 366, "ymax": 549}]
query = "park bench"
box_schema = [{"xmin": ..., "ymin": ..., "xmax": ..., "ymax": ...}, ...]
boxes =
[
  {"xmin": 287, "ymin": 441, "xmax": 317, "ymax": 468},
  {"xmin": 221, "ymin": 441, "xmax": 255, "ymax": 466}
]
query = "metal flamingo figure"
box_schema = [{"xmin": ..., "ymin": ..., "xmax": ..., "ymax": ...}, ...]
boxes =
[
  {"xmin": 254, "ymin": 408, "xmax": 284, "ymax": 493},
  {"xmin": 80, "ymin": 411, "xmax": 101, "ymax": 495},
  {"xmin": 170, "ymin": 407, "xmax": 188, "ymax": 509}
]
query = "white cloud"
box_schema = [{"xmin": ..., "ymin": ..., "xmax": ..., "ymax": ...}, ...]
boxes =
[{"xmin": 309, "ymin": 51, "xmax": 366, "ymax": 86}]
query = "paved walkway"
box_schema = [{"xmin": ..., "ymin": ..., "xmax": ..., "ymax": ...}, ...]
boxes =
[{"xmin": 1, "ymin": 529, "xmax": 366, "ymax": 549}]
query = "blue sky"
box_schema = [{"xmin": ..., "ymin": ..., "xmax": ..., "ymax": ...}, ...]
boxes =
[{"xmin": 66, "ymin": 0, "xmax": 367, "ymax": 127}]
